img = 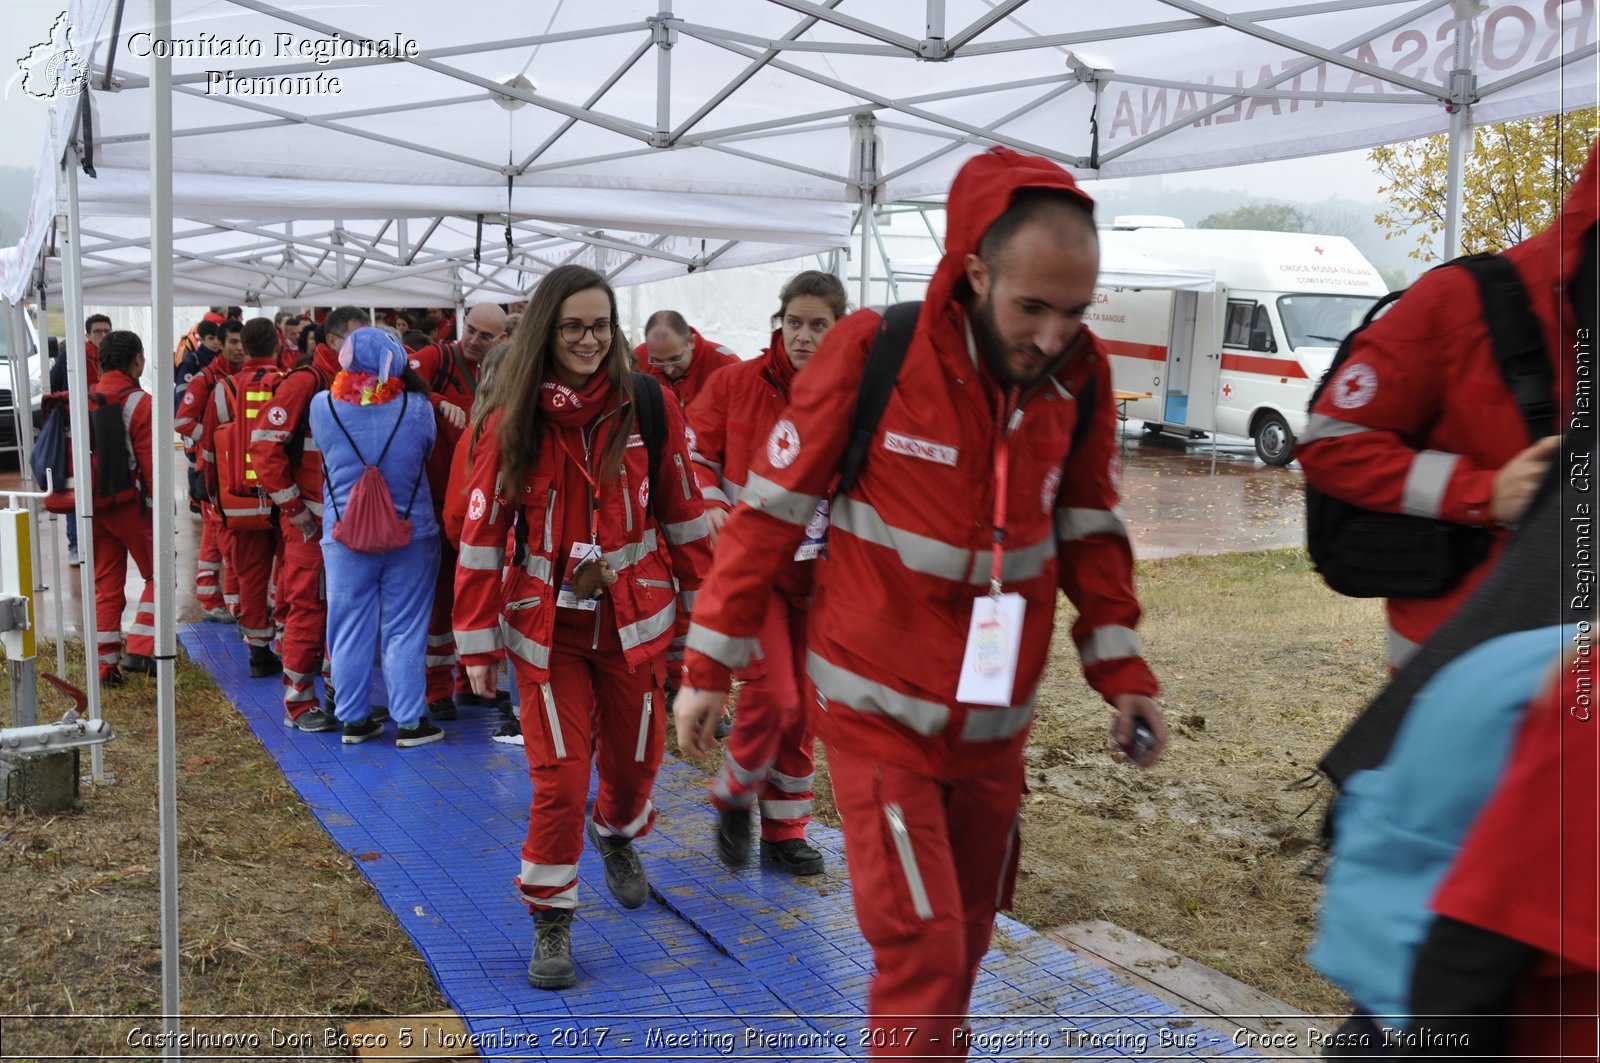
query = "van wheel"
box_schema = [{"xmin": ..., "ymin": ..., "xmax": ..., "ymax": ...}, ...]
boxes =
[{"xmin": 1254, "ymin": 412, "xmax": 1295, "ymax": 466}]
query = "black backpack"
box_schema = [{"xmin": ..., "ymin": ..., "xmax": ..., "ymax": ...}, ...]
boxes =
[
  {"xmin": 1304, "ymin": 254, "xmax": 1554, "ymax": 599},
  {"xmin": 512, "ymin": 372, "xmax": 667, "ymax": 563},
  {"xmin": 839, "ymin": 301, "xmax": 1097, "ymax": 493}
]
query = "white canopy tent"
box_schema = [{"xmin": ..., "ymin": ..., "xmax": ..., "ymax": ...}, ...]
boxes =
[{"xmin": 0, "ymin": 0, "xmax": 1593, "ymax": 1052}]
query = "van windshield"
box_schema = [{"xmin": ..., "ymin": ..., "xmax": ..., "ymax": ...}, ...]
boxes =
[{"xmin": 1276, "ymin": 294, "xmax": 1379, "ymax": 350}]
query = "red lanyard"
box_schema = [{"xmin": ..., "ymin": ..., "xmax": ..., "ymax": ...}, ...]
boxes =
[
  {"xmin": 557, "ymin": 430, "xmax": 601, "ymax": 544},
  {"xmin": 990, "ymin": 387, "xmax": 1020, "ymax": 598}
]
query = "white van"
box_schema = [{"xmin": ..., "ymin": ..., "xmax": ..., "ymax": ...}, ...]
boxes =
[{"xmin": 1091, "ymin": 221, "xmax": 1388, "ymax": 465}]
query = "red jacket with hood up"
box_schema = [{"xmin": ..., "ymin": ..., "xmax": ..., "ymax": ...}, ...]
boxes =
[
  {"xmin": 684, "ymin": 147, "xmax": 1158, "ymax": 770},
  {"xmin": 1298, "ymin": 143, "xmax": 1598, "ymax": 666}
]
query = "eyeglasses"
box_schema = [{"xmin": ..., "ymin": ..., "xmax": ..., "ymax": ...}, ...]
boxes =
[{"xmin": 558, "ymin": 319, "xmax": 614, "ymax": 344}]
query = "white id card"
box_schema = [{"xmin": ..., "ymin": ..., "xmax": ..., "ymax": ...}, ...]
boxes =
[
  {"xmin": 556, "ymin": 542, "xmax": 603, "ymax": 611},
  {"xmin": 794, "ymin": 499, "xmax": 831, "ymax": 561},
  {"xmin": 955, "ymin": 593, "xmax": 1026, "ymax": 706}
]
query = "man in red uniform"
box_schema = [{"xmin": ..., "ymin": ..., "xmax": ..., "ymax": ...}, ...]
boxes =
[
  {"xmin": 632, "ymin": 311, "xmax": 739, "ymax": 409},
  {"xmin": 55, "ymin": 315, "xmax": 110, "ymax": 567},
  {"xmin": 89, "ymin": 331, "xmax": 156, "ymax": 684},
  {"xmin": 1297, "ymin": 144, "xmax": 1596, "ymax": 670},
  {"xmin": 198, "ymin": 319, "xmax": 283, "ymax": 678},
  {"xmin": 251, "ymin": 306, "xmax": 369, "ymax": 731},
  {"xmin": 176, "ymin": 321, "xmax": 243, "ymax": 623},
  {"xmin": 677, "ymin": 147, "xmax": 1167, "ymax": 1059},
  {"xmin": 408, "ymin": 302, "xmax": 505, "ymax": 722}
]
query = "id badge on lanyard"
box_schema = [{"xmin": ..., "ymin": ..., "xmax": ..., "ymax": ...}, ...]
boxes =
[{"xmin": 956, "ymin": 392, "xmax": 1026, "ymax": 707}]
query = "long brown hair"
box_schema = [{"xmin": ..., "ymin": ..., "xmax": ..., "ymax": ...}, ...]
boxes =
[{"xmin": 471, "ymin": 265, "xmax": 636, "ymax": 491}]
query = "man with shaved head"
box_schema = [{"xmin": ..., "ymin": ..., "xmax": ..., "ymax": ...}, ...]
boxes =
[{"xmin": 408, "ymin": 302, "xmax": 511, "ymax": 724}]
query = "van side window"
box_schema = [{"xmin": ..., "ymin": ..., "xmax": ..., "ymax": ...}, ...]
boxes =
[{"xmin": 1223, "ymin": 300, "xmax": 1257, "ymax": 347}]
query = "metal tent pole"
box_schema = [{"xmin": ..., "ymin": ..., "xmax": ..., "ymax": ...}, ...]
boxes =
[
  {"xmin": 149, "ymin": 0, "xmax": 184, "ymax": 1051},
  {"xmin": 1443, "ymin": 1, "xmax": 1481, "ymax": 259},
  {"xmin": 59, "ymin": 158, "xmax": 105, "ymax": 782}
]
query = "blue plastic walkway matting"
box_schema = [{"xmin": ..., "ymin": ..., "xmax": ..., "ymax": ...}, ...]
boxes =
[{"xmin": 180, "ymin": 621, "xmax": 1260, "ymax": 1062}]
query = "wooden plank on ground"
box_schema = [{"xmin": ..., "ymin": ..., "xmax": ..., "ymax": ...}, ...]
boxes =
[
  {"xmin": 1048, "ymin": 920, "xmax": 1335, "ymax": 1050},
  {"xmin": 345, "ymin": 1011, "xmax": 481, "ymax": 1062}
]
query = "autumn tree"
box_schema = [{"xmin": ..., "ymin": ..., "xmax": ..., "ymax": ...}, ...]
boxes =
[
  {"xmin": 1197, "ymin": 201, "xmax": 1310, "ymax": 232},
  {"xmin": 1370, "ymin": 107, "xmax": 1598, "ymax": 262}
]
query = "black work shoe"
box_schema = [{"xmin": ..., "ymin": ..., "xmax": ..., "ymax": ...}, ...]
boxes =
[
  {"xmin": 586, "ymin": 820, "xmax": 648, "ymax": 909},
  {"xmin": 396, "ymin": 718, "xmax": 444, "ymax": 748},
  {"xmin": 368, "ymin": 704, "xmax": 391, "ymax": 724},
  {"xmin": 492, "ymin": 714, "xmax": 523, "ymax": 746},
  {"xmin": 716, "ymin": 807, "xmax": 752, "ymax": 869},
  {"xmin": 120, "ymin": 653, "xmax": 157, "ymax": 675},
  {"xmin": 760, "ymin": 838, "xmax": 825, "ymax": 877},
  {"xmin": 456, "ymin": 689, "xmax": 511, "ymax": 710},
  {"xmin": 248, "ymin": 646, "xmax": 283, "ymax": 678},
  {"xmin": 341, "ymin": 716, "xmax": 383, "ymax": 744},
  {"xmin": 527, "ymin": 909, "xmax": 576, "ymax": 990},
  {"xmin": 285, "ymin": 708, "xmax": 338, "ymax": 733},
  {"xmin": 427, "ymin": 696, "xmax": 457, "ymax": 721},
  {"xmin": 714, "ymin": 712, "xmax": 733, "ymax": 740}
]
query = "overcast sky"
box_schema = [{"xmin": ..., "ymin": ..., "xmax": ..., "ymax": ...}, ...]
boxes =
[{"xmin": 3, "ymin": 2, "xmax": 1393, "ymax": 206}]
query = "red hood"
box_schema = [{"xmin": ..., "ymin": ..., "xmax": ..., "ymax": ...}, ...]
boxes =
[
  {"xmin": 312, "ymin": 341, "xmax": 342, "ymax": 377},
  {"xmin": 760, "ymin": 328, "xmax": 798, "ymax": 395},
  {"xmin": 928, "ymin": 147, "xmax": 1095, "ymax": 314},
  {"xmin": 1503, "ymin": 136, "xmax": 1597, "ymax": 350}
]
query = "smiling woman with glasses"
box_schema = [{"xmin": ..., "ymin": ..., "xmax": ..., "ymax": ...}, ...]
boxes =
[{"xmin": 453, "ymin": 264, "xmax": 713, "ymax": 992}]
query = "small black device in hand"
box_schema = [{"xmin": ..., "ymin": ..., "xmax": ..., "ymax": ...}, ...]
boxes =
[{"xmin": 1117, "ymin": 715, "xmax": 1157, "ymax": 766}]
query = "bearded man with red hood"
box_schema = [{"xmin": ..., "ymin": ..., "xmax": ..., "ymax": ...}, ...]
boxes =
[
  {"xmin": 249, "ymin": 305, "xmax": 371, "ymax": 732},
  {"xmin": 675, "ymin": 147, "xmax": 1167, "ymax": 1059}
]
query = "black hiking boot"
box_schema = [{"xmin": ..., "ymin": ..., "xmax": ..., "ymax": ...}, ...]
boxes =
[
  {"xmin": 760, "ymin": 838, "xmax": 825, "ymax": 877},
  {"xmin": 586, "ymin": 820, "xmax": 648, "ymax": 909},
  {"xmin": 527, "ymin": 909, "xmax": 576, "ymax": 990}
]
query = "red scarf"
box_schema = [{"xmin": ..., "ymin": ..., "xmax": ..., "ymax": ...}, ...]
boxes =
[
  {"xmin": 540, "ymin": 371, "xmax": 613, "ymax": 427},
  {"xmin": 763, "ymin": 328, "xmax": 798, "ymax": 396}
]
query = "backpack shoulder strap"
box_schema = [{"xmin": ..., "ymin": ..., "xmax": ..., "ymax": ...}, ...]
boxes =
[
  {"xmin": 447, "ymin": 342, "xmax": 478, "ymax": 399},
  {"xmin": 1308, "ymin": 288, "xmax": 1407, "ymax": 409},
  {"xmin": 324, "ymin": 395, "xmax": 366, "ymax": 466},
  {"xmin": 631, "ymin": 371, "xmax": 667, "ymax": 514},
  {"xmin": 1450, "ymin": 253, "xmax": 1555, "ymax": 442},
  {"xmin": 838, "ymin": 301, "xmax": 921, "ymax": 494}
]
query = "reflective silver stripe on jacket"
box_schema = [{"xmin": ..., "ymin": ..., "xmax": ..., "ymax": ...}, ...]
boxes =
[
  {"xmin": 807, "ymin": 650, "xmax": 949, "ymax": 737},
  {"xmin": 598, "ymin": 530, "xmax": 659, "ymax": 574},
  {"xmin": 691, "ymin": 451, "xmax": 723, "ymax": 475},
  {"xmin": 960, "ymin": 702, "xmax": 1035, "ymax": 742},
  {"xmin": 619, "ymin": 601, "xmax": 676, "ymax": 651},
  {"xmin": 663, "ymin": 514, "xmax": 709, "ymax": 546},
  {"xmin": 677, "ymin": 588, "xmax": 697, "ymax": 614},
  {"xmin": 1297, "ymin": 413, "xmax": 1378, "ymax": 445},
  {"xmin": 459, "ymin": 544, "xmax": 504, "ymax": 571},
  {"xmin": 500, "ymin": 622, "xmax": 550, "ymax": 669},
  {"xmin": 267, "ymin": 486, "xmax": 299, "ymax": 505},
  {"xmin": 701, "ymin": 484, "xmax": 731, "ymax": 507},
  {"xmin": 303, "ymin": 498, "xmax": 323, "ymax": 518},
  {"xmin": 1387, "ymin": 625, "xmax": 1421, "ymax": 670},
  {"xmin": 833, "ymin": 495, "xmax": 1054, "ymax": 585},
  {"xmin": 1055, "ymin": 507, "xmax": 1130, "ymax": 543},
  {"xmin": 251, "ymin": 428, "xmax": 291, "ymax": 445},
  {"xmin": 1079, "ymin": 625, "xmax": 1142, "ymax": 666},
  {"xmin": 302, "ymin": 437, "xmax": 320, "ymax": 454},
  {"xmin": 454, "ymin": 626, "xmax": 502, "ymax": 655},
  {"xmin": 740, "ymin": 471, "xmax": 823, "ymax": 527},
  {"xmin": 523, "ymin": 553, "xmax": 552, "ymax": 582},
  {"xmin": 1401, "ymin": 450, "xmax": 1459, "ymax": 520},
  {"xmin": 686, "ymin": 622, "xmax": 756, "ymax": 670}
]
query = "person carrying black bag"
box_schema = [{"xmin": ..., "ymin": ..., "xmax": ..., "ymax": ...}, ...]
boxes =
[{"xmin": 1297, "ymin": 138, "xmax": 1597, "ymax": 671}]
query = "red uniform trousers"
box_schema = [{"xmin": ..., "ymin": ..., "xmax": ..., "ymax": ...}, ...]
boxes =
[
  {"xmin": 93, "ymin": 503, "xmax": 155, "ymax": 677},
  {"xmin": 825, "ymin": 726, "xmax": 1026, "ymax": 1060},
  {"xmin": 275, "ymin": 512, "xmax": 329, "ymax": 717},
  {"xmin": 709, "ymin": 592, "xmax": 815, "ymax": 843},
  {"xmin": 424, "ymin": 540, "xmax": 471, "ymax": 703},
  {"xmin": 203, "ymin": 506, "xmax": 242, "ymax": 616},
  {"xmin": 271, "ymin": 528, "xmax": 288, "ymax": 643},
  {"xmin": 227, "ymin": 525, "xmax": 280, "ymax": 649},
  {"xmin": 195, "ymin": 508, "xmax": 226, "ymax": 611},
  {"xmin": 513, "ymin": 603, "xmax": 667, "ymax": 912}
]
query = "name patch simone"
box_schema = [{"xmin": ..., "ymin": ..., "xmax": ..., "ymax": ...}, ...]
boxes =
[{"xmin": 882, "ymin": 432, "xmax": 958, "ymax": 467}]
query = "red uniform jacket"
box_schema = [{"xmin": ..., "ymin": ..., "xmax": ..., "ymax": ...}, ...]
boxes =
[
  {"xmin": 408, "ymin": 340, "xmax": 480, "ymax": 516},
  {"xmin": 685, "ymin": 330, "xmax": 815, "ymax": 601},
  {"xmin": 244, "ymin": 343, "xmax": 338, "ymax": 521},
  {"xmin": 84, "ymin": 341, "xmax": 101, "ymax": 390},
  {"xmin": 684, "ymin": 147, "xmax": 1158, "ymax": 769},
  {"xmin": 91, "ymin": 369, "xmax": 153, "ymax": 502},
  {"xmin": 632, "ymin": 329, "xmax": 739, "ymax": 409},
  {"xmin": 175, "ymin": 358, "xmax": 231, "ymax": 451},
  {"xmin": 453, "ymin": 384, "xmax": 714, "ymax": 682},
  {"xmin": 1298, "ymin": 145, "xmax": 1597, "ymax": 666}
]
